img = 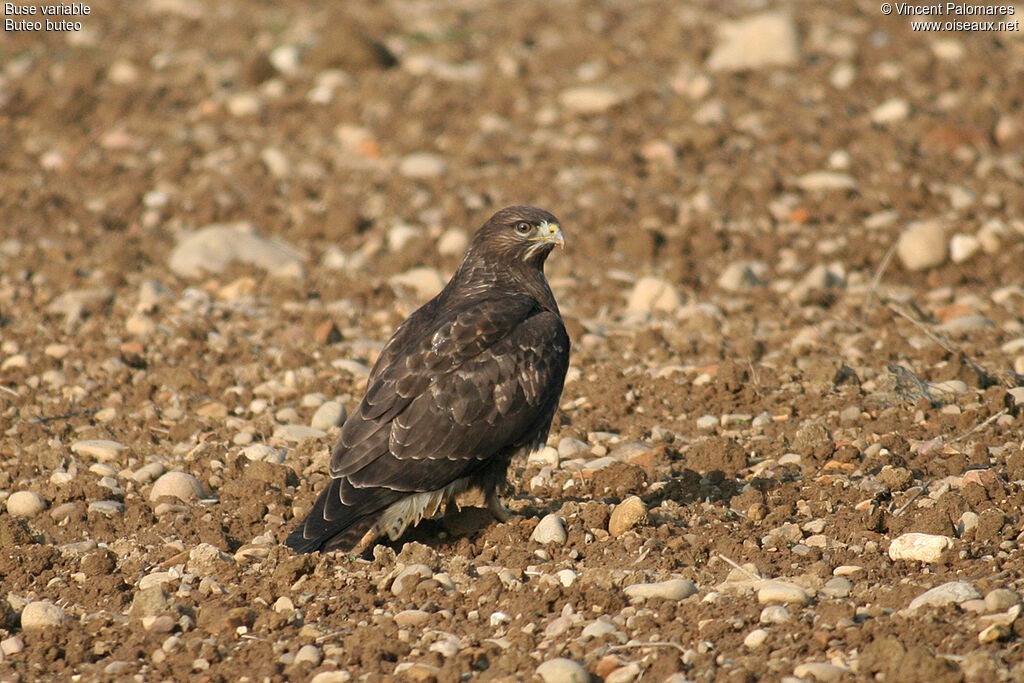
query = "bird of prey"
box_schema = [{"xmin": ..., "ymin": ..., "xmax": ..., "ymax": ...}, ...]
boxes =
[{"xmin": 286, "ymin": 206, "xmax": 570, "ymax": 554}]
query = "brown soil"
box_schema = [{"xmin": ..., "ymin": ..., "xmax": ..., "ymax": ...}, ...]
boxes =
[{"xmin": 2, "ymin": 2, "xmax": 1024, "ymax": 682}]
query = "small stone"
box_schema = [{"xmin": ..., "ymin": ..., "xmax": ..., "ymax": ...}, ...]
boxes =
[
  {"xmin": 559, "ymin": 86, "xmax": 628, "ymax": 114},
  {"xmin": 71, "ymin": 439, "xmax": 128, "ymax": 462},
  {"xmin": 979, "ymin": 623, "xmax": 1012, "ymax": 643},
  {"xmin": 717, "ymin": 261, "xmax": 766, "ymax": 291},
  {"xmin": 20, "ymin": 601, "xmax": 67, "ymax": 630},
  {"xmin": 227, "ymin": 93, "xmax": 261, "ymax": 117},
  {"xmin": 389, "ymin": 267, "xmax": 446, "ymax": 301},
  {"xmin": 797, "ymin": 171, "xmax": 858, "ymax": 192},
  {"xmin": 241, "ymin": 444, "xmax": 286, "ymax": 464},
  {"xmin": 558, "ymin": 438, "xmax": 589, "ymax": 457},
  {"xmin": 950, "ymin": 234, "xmax": 980, "ymax": 263},
  {"xmin": 398, "ymin": 153, "xmax": 447, "ymax": 179},
  {"xmin": 871, "ymin": 98, "xmax": 911, "ymax": 124},
  {"xmin": 707, "ymin": 11, "xmax": 799, "ymax": 71},
  {"xmin": 1, "ymin": 636, "xmax": 25, "ymax": 656},
  {"xmin": 757, "ymin": 582, "xmax": 810, "ymax": 605},
  {"xmin": 294, "ymin": 644, "xmax": 323, "ymax": 667},
  {"xmin": 555, "ymin": 569, "xmax": 578, "ymax": 588},
  {"xmin": 581, "ymin": 619, "xmax": 621, "ymax": 640},
  {"xmin": 821, "ymin": 577, "xmax": 853, "ymax": 599},
  {"xmin": 6, "ymin": 491, "xmax": 47, "ymax": 517},
  {"xmin": 608, "ymin": 496, "xmax": 647, "ymax": 536},
  {"xmin": 437, "ymin": 229, "xmax": 470, "ymax": 257},
  {"xmin": 149, "ymin": 472, "xmax": 206, "ymax": 503},
  {"xmin": 310, "ymin": 672, "xmax": 352, "ymax": 683},
  {"xmin": 907, "ymin": 581, "xmax": 980, "ymax": 612},
  {"xmin": 531, "ymin": 514, "xmax": 568, "ymax": 545},
  {"xmin": 129, "ymin": 587, "xmax": 177, "ymax": 618},
  {"xmin": 744, "ymin": 628, "xmax": 769, "ymax": 648},
  {"xmin": 536, "ymin": 658, "xmax": 589, "ymax": 683},
  {"xmin": 391, "ymin": 564, "xmax": 432, "ymax": 596},
  {"xmin": 624, "ymin": 579, "xmax": 697, "ymax": 601},
  {"xmin": 394, "ymin": 609, "xmax": 430, "ymax": 627},
  {"xmin": 984, "ymin": 589, "xmax": 1021, "ymax": 612},
  {"xmin": 605, "ymin": 663, "xmax": 642, "ymax": 683},
  {"xmin": 626, "ymin": 277, "xmax": 682, "ymax": 313},
  {"xmin": 311, "ymin": 401, "xmax": 346, "ymax": 430},
  {"xmin": 889, "ymin": 533, "xmax": 953, "ymax": 563},
  {"xmin": 793, "ymin": 662, "xmax": 851, "ymax": 682},
  {"xmin": 759, "ymin": 605, "xmax": 793, "ymax": 624},
  {"xmin": 897, "ymin": 221, "xmax": 947, "ymax": 271},
  {"xmin": 88, "ymin": 500, "xmax": 124, "ymax": 517},
  {"xmin": 169, "ymin": 223, "xmax": 304, "ymax": 279},
  {"xmin": 273, "ymin": 424, "xmax": 327, "ymax": 442}
]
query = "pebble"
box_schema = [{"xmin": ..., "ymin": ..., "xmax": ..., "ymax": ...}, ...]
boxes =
[
  {"xmin": 1, "ymin": 636, "xmax": 25, "ymax": 656},
  {"xmin": 310, "ymin": 672, "xmax": 352, "ymax": 683},
  {"xmin": 888, "ymin": 532, "xmax": 953, "ymax": 562},
  {"xmin": 71, "ymin": 439, "xmax": 128, "ymax": 462},
  {"xmin": 757, "ymin": 582, "xmax": 810, "ymax": 606},
  {"xmin": 394, "ymin": 609, "xmax": 430, "ymax": 627},
  {"xmin": 294, "ymin": 644, "xmax": 323, "ymax": 667},
  {"xmin": 311, "ymin": 401, "xmax": 346, "ymax": 430},
  {"xmin": 132, "ymin": 462, "xmax": 165, "ymax": 484},
  {"xmin": 907, "ymin": 581, "xmax": 980, "ymax": 612},
  {"xmin": 528, "ymin": 446, "xmax": 560, "ymax": 468},
  {"xmin": 273, "ymin": 424, "xmax": 326, "ymax": 442},
  {"xmin": 168, "ymin": 223, "xmax": 304, "ymax": 278},
  {"xmin": 797, "ymin": 171, "xmax": 858, "ymax": 192},
  {"xmin": 536, "ymin": 658, "xmax": 589, "ymax": 683},
  {"xmin": 437, "ymin": 229, "xmax": 469, "ymax": 257},
  {"xmin": 624, "ymin": 579, "xmax": 697, "ymax": 601},
  {"xmin": 7, "ymin": 491, "xmax": 47, "ymax": 517},
  {"xmin": 398, "ymin": 153, "xmax": 447, "ymax": 179},
  {"xmin": 744, "ymin": 628, "xmax": 769, "ymax": 648},
  {"xmin": 626, "ymin": 277, "xmax": 682, "ymax": 313},
  {"xmin": 707, "ymin": 11, "xmax": 799, "ymax": 71},
  {"xmin": 696, "ymin": 415, "xmax": 719, "ymax": 430},
  {"xmin": 759, "ymin": 605, "xmax": 793, "ymax": 624},
  {"xmin": 391, "ymin": 564, "xmax": 433, "ymax": 596},
  {"xmin": 821, "ymin": 577, "xmax": 853, "ymax": 599},
  {"xmin": 531, "ymin": 514, "xmax": 568, "ymax": 545},
  {"xmin": 555, "ymin": 569, "xmax": 578, "ymax": 588},
  {"xmin": 20, "ymin": 600, "xmax": 67, "ymax": 630},
  {"xmin": 581, "ymin": 619, "xmax": 621, "ymax": 640},
  {"xmin": 793, "ymin": 662, "xmax": 850, "ymax": 682},
  {"xmin": 241, "ymin": 444, "xmax": 286, "ymax": 464},
  {"xmin": 984, "ymin": 589, "xmax": 1020, "ymax": 612},
  {"xmin": 389, "ymin": 267, "xmax": 446, "ymax": 301},
  {"xmin": 871, "ymin": 98, "xmax": 911, "ymax": 124},
  {"xmin": 717, "ymin": 261, "xmax": 766, "ymax": 291},
  {"xmin": 559, "ymin": 86, "xmax": 628, "ymax": 114},
  {"xmin": 979, "ymin": 623, "xmax": 1012, "ymax": 643},
  {"xmin": 88, "ymin": 500, "xmax": 124, "ymax": 516},
  {"xmin": 896, "ymin": 221, "xmax": 947, "ymax": 271},
  {"xmin": 608, "ymin": 496, "xmax": 647, "ymax": 536},
  {"xmin": 187, "ymin": 543, "xmax": 234, "ymax": 575},
  {"xmin": 149, "ymin": 471, "xmax": 205, "ymax": 503},
  {"xmin": 950, "ymin": 233, "xmax": 980, "ymax": 263},
  {"xmin": 605, "ymin": 663, "xmax": 642, "ymax": 683},
  {"xmin": 558, "ymin": 438, "xmax": 589, "ymax": 457}
]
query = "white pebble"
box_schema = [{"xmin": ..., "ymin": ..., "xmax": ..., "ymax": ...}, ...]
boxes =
[
  {"xmin": 536, "ymin": 658, "xmax": 588, "ymax": 683},
  {"xmin": 71, "ymin": 439, "xmax": 128, "ymax": 462},
  {"xmin": 530, "ymin": 514, "xmax": 568, "ymax": 545},
  {"xmin": 871, "ymin": 98, "xmax": 911, "ymax": 124},
  {"xmin": 389, "ymin": 267, "xmax": 446, "ymax": 301},
  {"xmin": 757, "ymin": 582, "xmax": 810, "ymax": 605},
  {"xmin": 241, "ymin": 444, "xmax": 286, "ymax": 464},
  {"xmin": 149, "ymin": 472, "xmax": 205, "ymax": 503},
  {"xmin": 20, "ymin": 601, "xmax": 67, "ymax": 630},
  {"xmin": 626, "ymin": 277, "xmax": 681, "ymax": 314},
  {"xmin": 272, "ymin": 424, "xmax": 326, "ymax": 442},
  {"xmin": 888, "ymin": 532, "xmax": 953, "ymax": 563},
  {"xmin": 398, "ymin": 153, "xmax": 447, "ymax": 179},
  {"xmin": 707, "ymin": 12, "xmax": 799, "ymax": 71},
  {"xmin": 760, "ymin": 605, "xmax": 793, "ymax": 624},
  {"xmin": 793, "ymin": 662, "xmax": 851, "ymax": 682},
  {"xmin": 624, "ymin": 579, "xmax": 697, "ymax": 601},
  {"xmin": 744, "ymin": 628, "xmax": 769, "ymax": 648},
  {"xmin": 310, "ymin": 401, "xmax": 345, "ymax": 431},
  {"xmin": 907, "ymin": 581, "xmax": 980, "ymax": 612},
  {"xmin": 559, "ymin": 86, "xmax": 628, "ymax": 114},
  {"xmin": 437, "ymin": 229, "xmax": 469, "ymax": 257},
  {"xmin": 6, "ymin": 491, "xmax": 47, "ymax": 517},
  {"xmin": 293, "ymin": 644, "xmax": 322, "ymax": 667},
  {"xmin": 897, "ymin": 221, "xmax": 947, "ymax": 271}
]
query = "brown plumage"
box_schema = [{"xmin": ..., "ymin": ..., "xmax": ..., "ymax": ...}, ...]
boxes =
[{"xmin": 286, "ymin": 206, "xmax": 570, "ymax": 554}]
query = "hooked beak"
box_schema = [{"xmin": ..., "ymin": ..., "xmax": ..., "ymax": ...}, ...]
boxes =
[{"xmin": 532, "ymin": 221, "xmax": 564, "ymax": 249}]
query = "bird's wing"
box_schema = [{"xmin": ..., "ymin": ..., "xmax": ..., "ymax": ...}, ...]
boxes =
[{"xmin": 330, "ymin": 294, "xmax": 569, "ymax": 485}]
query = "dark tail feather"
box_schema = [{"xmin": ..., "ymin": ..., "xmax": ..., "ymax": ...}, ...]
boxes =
[{"xmin": 285, "ymin": 479, "xmax": 380, "ymax": 554}]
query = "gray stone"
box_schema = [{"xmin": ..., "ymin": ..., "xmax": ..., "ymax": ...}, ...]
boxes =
[
  {"xmin": 907, "ymin": 581, "xmax": 980, "ymax": 612},
  {"xmin": 169, "ymin": 223, "xmax": 304, "ymax": 278},
  {"xmin": 624, "ymin": 579, "xmax": 697, "ymax": 601},
  {"xmin": 311, "ymin": 401, "xmax": 346, "ymax": 431},
  {"xmin": 272, "ymin": 424, "xmax": 327, "ymax": 442}
]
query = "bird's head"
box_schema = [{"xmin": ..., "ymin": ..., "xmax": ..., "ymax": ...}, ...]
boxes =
[{"xmin": 472, "ymin": 205, "xmax": 564, "ymax": 269}]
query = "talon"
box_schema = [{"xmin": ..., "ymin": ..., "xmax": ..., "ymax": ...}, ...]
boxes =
[
  {"xmin": 487, "ymin": 494, "xmax": 512, "ymax": 523},
  {"xmin": 352, "ymin": 528, "xmax": 378, "ymax": 554}
]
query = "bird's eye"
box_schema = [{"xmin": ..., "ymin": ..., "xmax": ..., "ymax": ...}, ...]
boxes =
[{"xmin": 514, "ymin": 221, "xmax": 532, "ymax": 235}]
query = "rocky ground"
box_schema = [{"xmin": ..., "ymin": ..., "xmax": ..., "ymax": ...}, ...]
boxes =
[{"xmin": 3, "ymin": 1, "xmax": 1024, "ymax": 681}]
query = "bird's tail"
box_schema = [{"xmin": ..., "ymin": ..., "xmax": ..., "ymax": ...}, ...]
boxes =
[{"xmin": 284, "ymin": 478, "xmax": 384, "ymax": 554}]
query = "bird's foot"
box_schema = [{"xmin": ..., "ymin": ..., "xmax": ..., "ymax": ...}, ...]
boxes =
[
  {"xmin": 486, "ymin": 494, "xmax": 512, "ymax": 523},
  {"xmin": 351, "ymin": 528, "xmax": 379, "ymax": 555}
]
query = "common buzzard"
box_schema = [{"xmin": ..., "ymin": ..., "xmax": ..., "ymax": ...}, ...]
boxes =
[{"xmin": 286, "ymin": 206, "xmax": 570, "ymax": 553}]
